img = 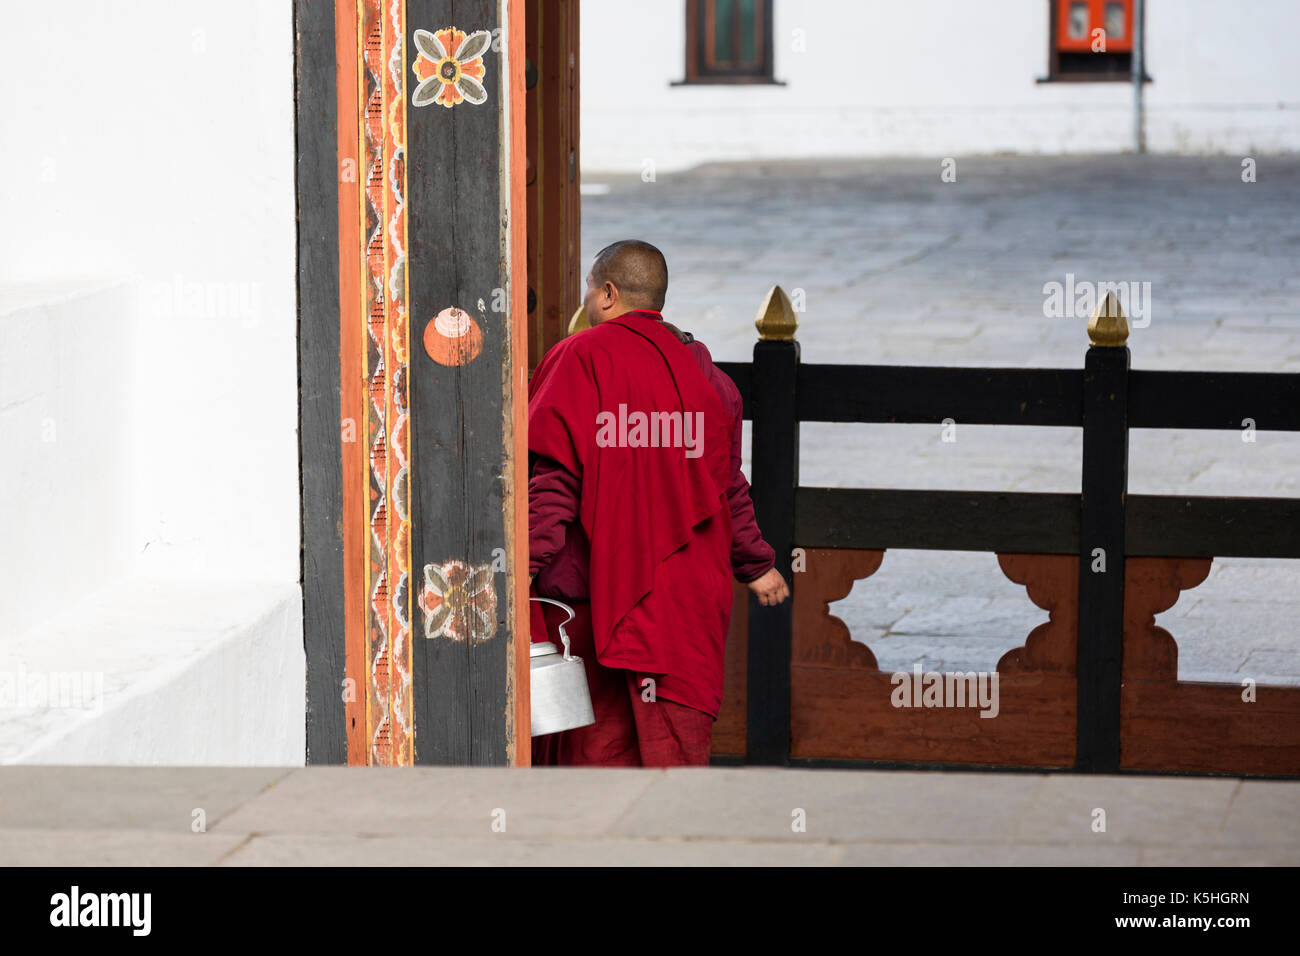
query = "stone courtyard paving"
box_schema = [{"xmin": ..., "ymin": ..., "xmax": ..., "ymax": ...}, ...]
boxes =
[{"xmin": 583, "ymin": 156, "xmax": 1300, "ymax": 684}]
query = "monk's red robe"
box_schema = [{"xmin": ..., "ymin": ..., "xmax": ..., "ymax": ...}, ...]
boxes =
[
  {"xmin": 528, "ymin": 310, "xmax": 742, "ymax": 720},
  {"xmin": 529, "ymin": 598, "xmax": 715, "ymax": 767}
]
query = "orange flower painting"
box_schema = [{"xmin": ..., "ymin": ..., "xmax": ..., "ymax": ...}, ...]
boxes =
[{"xmin": 412, "ymin": 28, "xmax": 490, "ymax": 108}]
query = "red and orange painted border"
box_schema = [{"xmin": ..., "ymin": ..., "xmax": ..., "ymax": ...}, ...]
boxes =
[{"xmin": 326, "ymin": 0, "xmax": 528, "ymax": 765}]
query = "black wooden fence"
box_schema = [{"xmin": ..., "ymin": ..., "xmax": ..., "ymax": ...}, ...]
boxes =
[{"xmin": 717, "ymin": 290, "xmax": 1300, "ymax": 771}]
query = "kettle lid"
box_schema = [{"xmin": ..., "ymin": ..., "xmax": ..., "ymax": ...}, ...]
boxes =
[{"xmin": 530, "ymin": 641, "xmax": 559, "ymax": 659}]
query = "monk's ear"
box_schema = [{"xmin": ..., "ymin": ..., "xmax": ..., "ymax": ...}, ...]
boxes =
[{"xmin": 601, "ymin": 281, "xmax": 618, "ymax": 307}]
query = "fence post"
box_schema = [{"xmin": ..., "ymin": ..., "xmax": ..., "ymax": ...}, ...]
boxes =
[
  {"xmin": 1077, "ymin": 293, "xmax": 1131, "ymax": 772},
  {"xmin": 747, "ymin": 286, "xmax": 799, "ymax": 765}
]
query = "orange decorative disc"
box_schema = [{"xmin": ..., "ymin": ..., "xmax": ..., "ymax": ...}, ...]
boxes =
[{"xmin": 423, "ymin": 307, "xmax": 483, "ymax": 366}]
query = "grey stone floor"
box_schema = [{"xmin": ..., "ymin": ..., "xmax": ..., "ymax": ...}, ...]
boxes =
[
  {"xmin": 1, "ymin": 766, "xmax": 1296, "ymax": 866},
  {"xmin": 583, "ymin": 156, "xmax": 1300, "ymax": 684}
]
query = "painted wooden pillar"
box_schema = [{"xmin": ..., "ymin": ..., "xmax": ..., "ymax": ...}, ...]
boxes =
[
  {"xmin": 406, "ymin": 0, "xmax": 528, "ymax": 765},
  {"xmin": 298, "ymin": 0, "xmax": 528, "ymax": 765},
  {"xmin": 296, "ymin": 0, "xmax": 349, "ymax": 765},
  {"xmin": 525, "ymin": 0, "xmax": 581, "ymax": 368}
]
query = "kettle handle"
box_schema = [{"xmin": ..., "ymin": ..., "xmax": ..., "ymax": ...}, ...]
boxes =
[{"xmin": 529, "ymin": 597, "xmax": 578, "ymax": 661}]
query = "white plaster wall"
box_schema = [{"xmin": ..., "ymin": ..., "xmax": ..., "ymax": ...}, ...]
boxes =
[
  {"xmin": 1145, "ymin": 0, "xmax": 1300, "ymax": 153},
  {"xmin": 580, "ymin": 0, "xmax": 1300, "ymax": 173},
  {"xmin": 0, "ymin": 283, "xmax": 136, "ymax": 642},
  {"xmin": 0, "ymin": 0, "xmax": 300, "ymax": 583},
  {"xmin": 0, "ymin": 2, "xmax": 303, "ymax": 764}
]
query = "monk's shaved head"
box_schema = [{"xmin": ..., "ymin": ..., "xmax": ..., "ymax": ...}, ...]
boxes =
[{"xmin": 590, "ymin": 240, "xmax": 668, "ymax": 312}]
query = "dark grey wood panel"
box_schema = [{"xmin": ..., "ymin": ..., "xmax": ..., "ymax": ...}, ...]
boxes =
[
  {"xmin": 294, "ymin": 0, "xmax": 347, "ymax": 765},
  {"xmin": 407, "ymin": 0, "xmax": 511, "ymax": 765}
]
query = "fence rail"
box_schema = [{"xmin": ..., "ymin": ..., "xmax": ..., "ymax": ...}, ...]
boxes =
[
  {"xmin": 719, "ymin": 286, "xmax": 1300, "ymax": 774},
  {"xmin": 719, "ymin": 363, "xmax": 1300, "ymax": 432}
]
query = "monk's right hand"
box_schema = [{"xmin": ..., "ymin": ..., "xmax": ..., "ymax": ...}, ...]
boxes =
[{"xmin": 747, "ymin": 567, "xmax": 790, "ymax": 606}]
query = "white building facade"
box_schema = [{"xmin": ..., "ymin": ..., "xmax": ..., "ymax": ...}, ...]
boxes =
[{"xmin": 581, "ymin": 0, "xmax": 1300, "ymax": 173}]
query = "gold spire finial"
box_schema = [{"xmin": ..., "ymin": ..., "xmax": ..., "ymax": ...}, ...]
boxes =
[
  {"xmin": 1088, "ymin": 291, "xmax": 1130, "ymax": 347},
  {"xmin": 567, "ymin": 304, "xmax": 590, "ymax": 335},
  {"xmin": 755, "ymin": 285, "xmax": 798, "ymax": 341}
]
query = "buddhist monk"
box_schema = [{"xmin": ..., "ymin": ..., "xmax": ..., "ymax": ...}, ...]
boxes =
[{"xmin": 528, "ymin": 239, "xmax": 789, "ymax": 767}]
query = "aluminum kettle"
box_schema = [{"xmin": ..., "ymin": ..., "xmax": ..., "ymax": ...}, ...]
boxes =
[{"xmin": 529, "ymin": 597, "xmax": 596, "ymax": 737}]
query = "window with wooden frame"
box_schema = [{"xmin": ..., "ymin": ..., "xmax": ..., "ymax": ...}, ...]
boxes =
[
  {"xmin": 681, "ymin": 0, "xmax": 777, "ymax": 85},
  {"xmin": 1043, "ymin": 0, "xmax": 1148, "ymax": 82}
]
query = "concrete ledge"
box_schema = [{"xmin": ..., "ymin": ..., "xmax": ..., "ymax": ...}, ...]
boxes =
[
  {"xmin": 0, "ymin": 766, "xmax": 1294, "ymax": 866},
  {"xmin": 0, "ymin": 579, "xmax": 303, "ymax": 765}
]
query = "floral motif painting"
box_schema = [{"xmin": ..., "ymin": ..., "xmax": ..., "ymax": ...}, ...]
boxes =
[
  {"xmin": 412, "ymin": 28, "xmax": 491, "ymax": 108},
  {"xmin": 419, "ymin": 560, "xmax": 498, "ymax": 642}
]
